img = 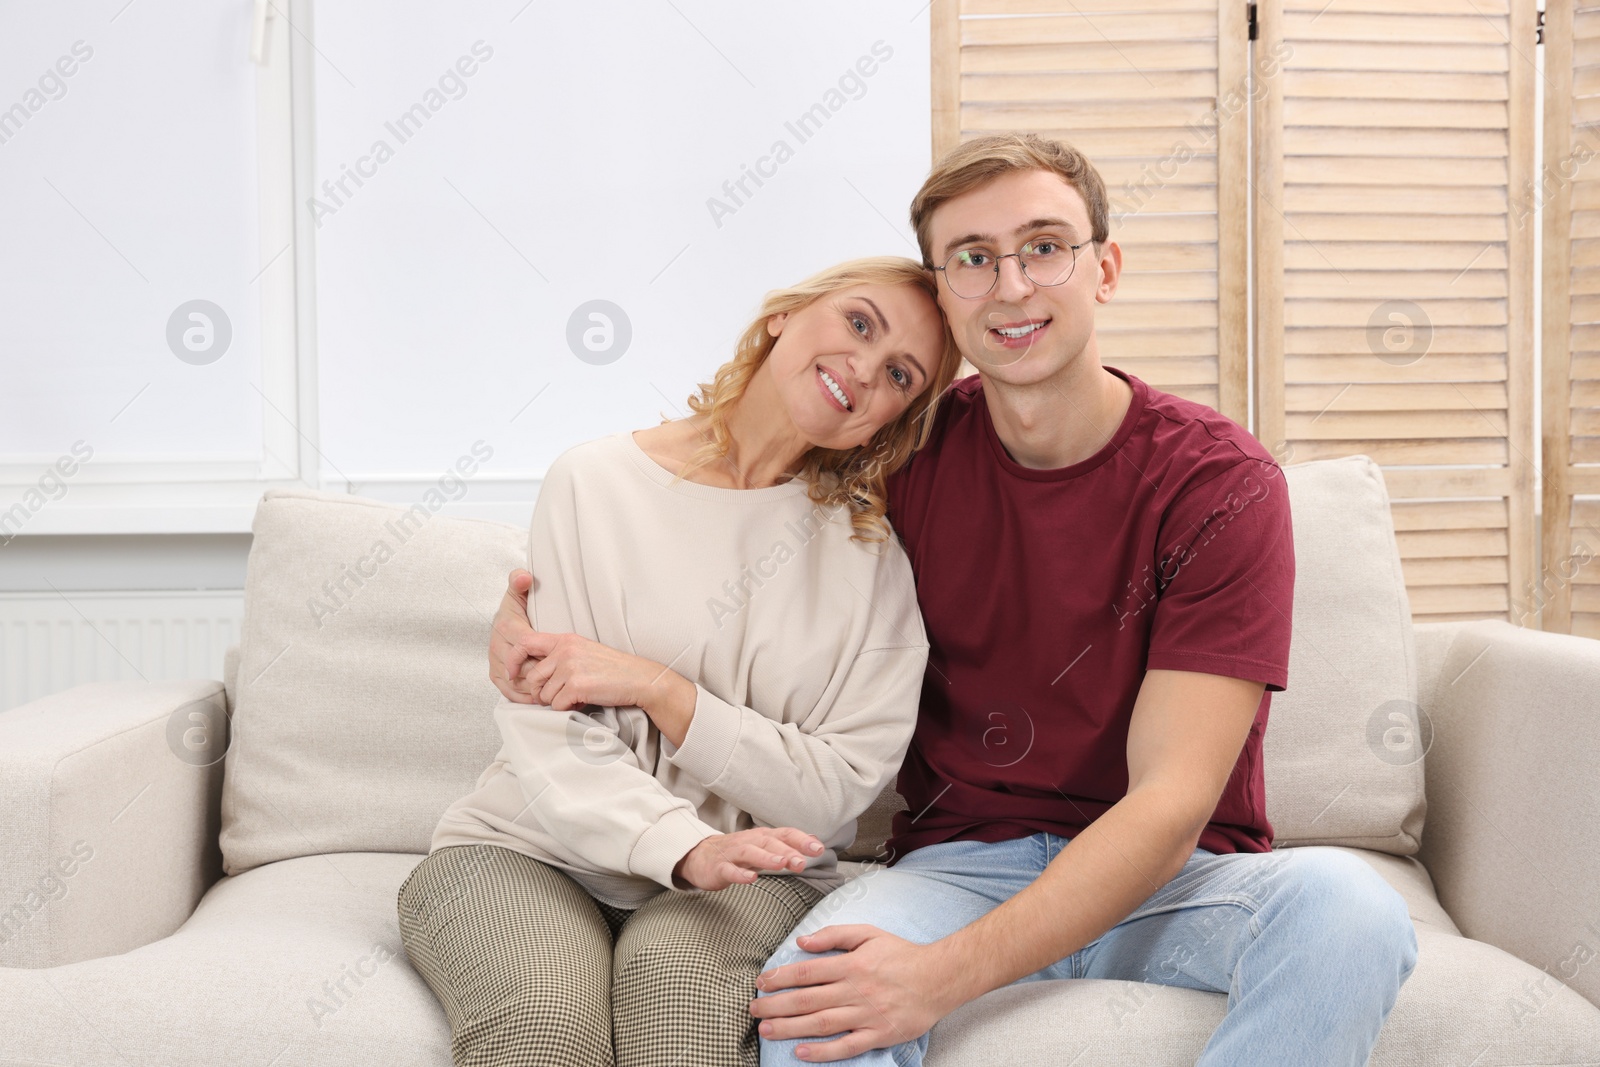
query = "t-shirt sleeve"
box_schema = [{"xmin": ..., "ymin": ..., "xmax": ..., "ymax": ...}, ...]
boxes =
[{"xmin": 1144, "ymin": 456, "xmax": 1295, "ymax": 691}]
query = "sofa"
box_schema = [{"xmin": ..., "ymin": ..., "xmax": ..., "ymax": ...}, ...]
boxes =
[{"xmin": 2, "ymin": 454, "xmax": 1598, "ymax": 1066}]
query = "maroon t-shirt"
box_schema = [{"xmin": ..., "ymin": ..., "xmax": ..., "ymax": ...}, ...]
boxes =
[{"xmin": 883, "ymin": 367, "xmax": 1294, "ymax": 859}]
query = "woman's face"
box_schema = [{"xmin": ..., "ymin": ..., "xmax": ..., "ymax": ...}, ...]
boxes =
[{"xmin": 764, "ymin": 282, "xmax": 947, "ymax": 451}]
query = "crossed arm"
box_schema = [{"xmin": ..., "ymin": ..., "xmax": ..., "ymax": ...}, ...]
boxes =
[{"xmin": 488, "ymin": 569, "xmax": 1267, "ymax": 1061}]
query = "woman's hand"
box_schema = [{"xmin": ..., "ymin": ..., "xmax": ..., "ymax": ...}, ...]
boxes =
[
  {"xmin": 520, "ymin": 630, "xmax": 654, "ymax": 710},
  {"xmin": 489, "ymin": 569, "xmax": 541, "ymax": 704},
  {"xmin": 673, "ymin": 828, "xmax": 827, "ymax": 891},
  {"xmin": 521, "ymin": 629, "xmax": 694, "ymax": 726},
  {"xmin": 487, "ymin": 571, "xmax": 688, "ymax": 728}
]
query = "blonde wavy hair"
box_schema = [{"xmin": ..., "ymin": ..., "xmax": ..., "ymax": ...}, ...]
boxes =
[{"xmin": 673, "ymin": 256, "xmax": 962, "ymax": 545}]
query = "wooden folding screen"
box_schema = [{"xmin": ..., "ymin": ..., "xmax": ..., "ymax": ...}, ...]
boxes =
[
  {"xmin": 933, "ymin": 0, "xmax": 1251, "ymax": 424},
  {"xmin": 932, "ymin": 0, "xmax": 1571, "ymax": 630},
  {"xmin": 1542, "ymin": 0, "xmax": 1600, "ymax": 639},
  {"xmin": 1253, "ymin": 0, "xmax": 1536, "ymax": 624}
]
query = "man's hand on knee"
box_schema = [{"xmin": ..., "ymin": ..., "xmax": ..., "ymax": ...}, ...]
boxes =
[
  {"xmin": 749, "ymin": 924, "xmax": 955, "ymax": 1061},
  {"xmin": 489, "ymin": 568, "xmax": 543, "ymax": 704}
]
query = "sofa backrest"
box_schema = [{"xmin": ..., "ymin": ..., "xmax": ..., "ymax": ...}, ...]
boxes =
[
  {"xmin": 220, "ymin": 458, "xmax": 1426, "ymax": 876},
  {"xmin": 220, "ymin": 489, "xmax": 525, "ymax": 875},
  {"xmin": 1262, "ymin": 456, "xmax": 1424, "ymax": 855}
]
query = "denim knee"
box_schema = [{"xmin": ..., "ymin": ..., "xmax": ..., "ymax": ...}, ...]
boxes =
[{"xmin": 1280, "ymin": 849, "xmax": 1419, "ymax": 975}]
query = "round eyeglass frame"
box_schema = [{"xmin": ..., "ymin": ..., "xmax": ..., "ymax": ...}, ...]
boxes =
[{"xmin": 933, "ymin": 240, "xmax": 1093, "ymax": 299}]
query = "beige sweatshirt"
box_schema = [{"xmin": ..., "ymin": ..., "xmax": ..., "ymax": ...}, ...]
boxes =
[{"xmin": 430, "ymin": 430, "xmax": 928, "ymax": 908}]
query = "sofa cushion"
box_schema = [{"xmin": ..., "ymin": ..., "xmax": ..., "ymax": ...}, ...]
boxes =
[
  {"xmin": 220, "ymin": 488, "xmax": 521, "ymax": 874},
  {"xmin": 0, "ymin": 852, "xmax": 447, "ymax": 1066},
  {"xmin": 6, "ymin": 848, "xmax": 1594, "ymax": 1066},
  {"xmin": 924, "ymin": 919, "xmax": 1600, "ymax": 1066},
  {"xmin": 1263, "ymin": 455, "xmax": 1425, "ymax": 855}
]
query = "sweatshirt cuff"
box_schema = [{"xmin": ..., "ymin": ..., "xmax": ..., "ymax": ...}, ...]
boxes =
[
  {"xmin": 662, "ymin": 683, "xmax": 743, "ymax": 787},
  {"xmin": 628, "ymin": 807, "xmax": 720, "ymax": 890}
]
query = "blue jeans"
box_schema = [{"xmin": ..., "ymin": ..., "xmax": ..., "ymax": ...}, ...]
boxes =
[{"xmin": 758, "ymin": 834, "xmax": 1418, "ymax": 1066}]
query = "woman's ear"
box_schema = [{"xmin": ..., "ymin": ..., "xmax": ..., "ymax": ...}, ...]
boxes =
[{"xmin": 767, "ymin": 311, "xmax": 788, "ymax": 337}]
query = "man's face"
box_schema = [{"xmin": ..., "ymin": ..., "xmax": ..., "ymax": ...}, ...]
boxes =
[{"xmin": 925, "ymin": 168, "xmax": 1119, "ymax": 387}]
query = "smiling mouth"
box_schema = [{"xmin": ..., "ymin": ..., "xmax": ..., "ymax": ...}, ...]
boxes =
[
  {"xmin": 818, "ymin": 367, "xmax": 853, "ymax": 412},
  {"xmin": 990, "ymin": 320, "xmax": 1050, "ymax": 340}
]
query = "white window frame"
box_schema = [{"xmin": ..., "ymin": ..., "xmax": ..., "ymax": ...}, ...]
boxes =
[{"xmin": 0, "ymin": 0, "xmax": 316, "ymax": 535}]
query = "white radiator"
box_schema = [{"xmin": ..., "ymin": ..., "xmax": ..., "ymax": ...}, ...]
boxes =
[{"xmin": 0, "ymin": 590, "xmax": 244, "ymax": 712}]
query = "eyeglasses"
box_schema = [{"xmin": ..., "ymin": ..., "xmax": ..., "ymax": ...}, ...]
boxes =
[{"xmin": 934, "ymin": 239, "xmax": 1092, "ymax": 300}]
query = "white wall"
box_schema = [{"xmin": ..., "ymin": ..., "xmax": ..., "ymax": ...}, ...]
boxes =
[
  {"xmin": 312, "ymin": 1, "xmax": 932, "ymax": 491},
  {"xmin": 0, "ymin": 2, "xmax": 933, "ymax": 704}
]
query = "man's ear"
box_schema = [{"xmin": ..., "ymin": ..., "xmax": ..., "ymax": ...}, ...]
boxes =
[
  {"xmin": 1096, "ymin": 240, "xmax": 1123, "ymax": 304},
  {"xmin": 767, "ymin": 311, "xmax": 789, "ymax": 337}
]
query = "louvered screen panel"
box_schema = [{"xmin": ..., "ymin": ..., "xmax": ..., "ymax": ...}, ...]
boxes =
[
  {"xmin": 1542, "ymin": 0, "xmax": 1600, "ymax": 637},
  {"xmin": 1571, "ymin": 499, "xmax": 1600, "ymax": 637},
  {"xmin": 934, "ymin": 0, "xmax": 1248, "ymax": 422},
  {"xmin": 1255, "ymin": 0, "xmax": 1536, "ymax": 624}
]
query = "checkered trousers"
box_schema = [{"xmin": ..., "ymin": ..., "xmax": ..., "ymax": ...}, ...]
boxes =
[{"xmin": 397, "ymin": 843, "xmax": 826, "ymax": 1067}]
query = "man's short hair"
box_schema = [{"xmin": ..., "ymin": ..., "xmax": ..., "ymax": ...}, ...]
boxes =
[{"xmin": 910, "ymin": 133, "xmax": 1111, "ymax": 268}]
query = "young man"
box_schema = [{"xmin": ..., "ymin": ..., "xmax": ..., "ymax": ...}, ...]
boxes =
[{"xmin": 486, "ymin": 135, "xmax": 1418, "ymax": 1065}]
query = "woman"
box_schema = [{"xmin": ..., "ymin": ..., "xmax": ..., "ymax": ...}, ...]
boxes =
[{"xmin": 396, "ymin": 256, "xmax": 961, "ymax": 1067}]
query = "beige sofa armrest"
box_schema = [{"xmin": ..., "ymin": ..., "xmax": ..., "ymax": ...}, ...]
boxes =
[
  {"xmin": 1414, "ymin": 620, "xmax": 1600, "ymax": 1008},
  {"xmin": 0, "ymin": 678, "xmax": 227, "ymax": 968}
]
